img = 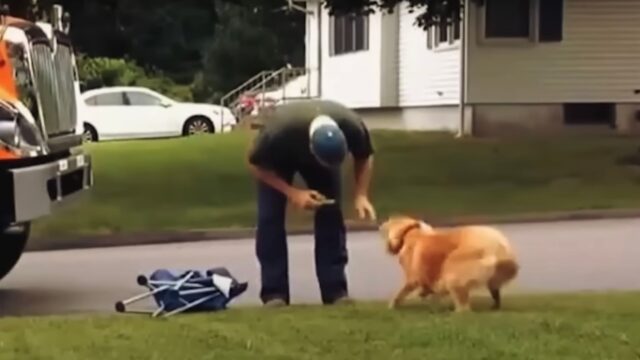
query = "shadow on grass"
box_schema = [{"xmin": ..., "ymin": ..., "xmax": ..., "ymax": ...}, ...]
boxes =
[
  {"xmin": 0, "ymin": 287, "xmax": 81, "ymax": 317},
  {"xmin": 326, "ymin": 290, "xmax": 640, "ymax": 317}
]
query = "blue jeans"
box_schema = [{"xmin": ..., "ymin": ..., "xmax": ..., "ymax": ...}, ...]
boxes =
[{"xmin": 255, "ymin": 164, "xmax": 348, "ymax": 305}]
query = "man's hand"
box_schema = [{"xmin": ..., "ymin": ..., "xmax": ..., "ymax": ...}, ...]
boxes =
[
  {"xmin": 352, "ymin": 155, "xmax": 375, "ymax": 221},
  {"xmin": 354, "ymin": 195, "xmax": 376, "ymax": 221},
  {"xmin": 287, "ymin": 188, "xmax": 327, "ymax": 210}
]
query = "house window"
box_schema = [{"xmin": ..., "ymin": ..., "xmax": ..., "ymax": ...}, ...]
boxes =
[
  {"xmin": 485, "ymin": 0, "xmax": 531, "ymax": 38},
  {"xmin": 482, "ymin": 0, "xmax": 564, "ymax": 42},
  {"xmin": 427, "ymin": 14, "xmax": 461, "ymax": 50},
  {"xmin": 331, "ymin": 14, "xmax": 369, "ymax": 55},
  {"xmin": 563, "ymin": 103, "xmax": 616, "ymax": 128}
]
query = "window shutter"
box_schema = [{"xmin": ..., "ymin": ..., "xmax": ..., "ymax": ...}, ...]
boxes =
[
  {"xmin": 539, "ymin": 0, "xmax": 563, "ymax": 42},
  {"xmin": 333, "ymin": 16, "xmax": 345, "ymax": 55},
  {"xmin": 329, "ymin": 17, "xmax": 335, "ymax": 56},
  {"xmin": 355, "ymin": 15, "xmax": 366, "ymax": 51}
]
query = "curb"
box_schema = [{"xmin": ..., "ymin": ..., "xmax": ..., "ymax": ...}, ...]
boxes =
[{"xmin": 26, "ymin": 208, "xmax": 640, "ymax": 253}]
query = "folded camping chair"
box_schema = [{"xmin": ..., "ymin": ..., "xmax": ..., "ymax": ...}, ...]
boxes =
[{"xmin": 115, "ymin": 267, "xmax": 248, "ymax": 318}]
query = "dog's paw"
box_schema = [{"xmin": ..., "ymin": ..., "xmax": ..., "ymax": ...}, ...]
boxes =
[
  {"xmin": 453, "ymin": 306, "xmax": 471, "ymax": 314},
  {"xmin": 418, "ymin": 289, "xmax": 432, "ymax": 299}
]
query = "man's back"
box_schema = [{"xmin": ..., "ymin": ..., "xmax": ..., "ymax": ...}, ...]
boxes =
[
  {"xmin": 263, "ymin": 99, "xmax": 361, "ymax": 130},
  {"xmin": 249, "ymin": 99, "xmax": 373, "ymax": 169}
]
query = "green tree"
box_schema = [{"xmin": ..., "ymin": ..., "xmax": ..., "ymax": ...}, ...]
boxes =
[
  {"xmin": 321, "ymin": 0, "xmax": 464, "ymax": 30},
  {"xmin": 4, "ymin": 0, "xmax": 303, "ymax": 101},
  {"xmin": 194, "ymin": 2, "xmax": 304, "ymax": 102},
  {"xmin": 3, "ymin": 0, "xmax": 219, "ymax": 83},
  {"xmin": 63, "ymin": 0, "xmax": 218, "ymax": 84},
  {"xmin": 76, "ymin": 55, "xmax": 192, "ymax": 101}
]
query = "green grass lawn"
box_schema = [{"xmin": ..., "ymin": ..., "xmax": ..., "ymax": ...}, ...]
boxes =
[
  {"xmin": 1, "ymin": 292, "xmax": 639, "ymax": 359},
  {"xmin": 31, "ymin": 130, "xmax": 640, "ymax": 239}
]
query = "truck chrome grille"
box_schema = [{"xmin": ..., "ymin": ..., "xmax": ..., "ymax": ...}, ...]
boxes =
[
  {"xmin": 52, "ymin": 45, "xmax": 77, "ymax": 135},
  {"xmin": 29, "ymin": 43, "xmax": 76, "ymax": 138}
]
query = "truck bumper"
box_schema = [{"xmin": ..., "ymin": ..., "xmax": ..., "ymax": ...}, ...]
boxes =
[{"xmin": 1, "ymin": 152, "xmax": 93, "ymax": 225}]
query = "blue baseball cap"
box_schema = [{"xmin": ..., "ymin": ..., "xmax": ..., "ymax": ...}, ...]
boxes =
[{"xmin": 309, "ymin": 115, "xmax": 347, "ymax": 167}]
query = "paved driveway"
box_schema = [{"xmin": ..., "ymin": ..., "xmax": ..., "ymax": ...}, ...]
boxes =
[{"xmin": 1, "ymin": 218, "xmax": 639, "ymax": 317}]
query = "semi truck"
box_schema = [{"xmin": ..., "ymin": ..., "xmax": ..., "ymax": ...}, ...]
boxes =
[{"xmin": 0, "ymin": 4, "xmax": 93, "ymax": 281}]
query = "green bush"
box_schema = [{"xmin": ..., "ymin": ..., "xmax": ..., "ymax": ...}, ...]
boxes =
[{"xmin": 76, "ymin": 54, "xmax": 193, "ymax": 102}]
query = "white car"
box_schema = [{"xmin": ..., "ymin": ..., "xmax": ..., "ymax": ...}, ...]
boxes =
[{"xmin": 78, "ymin": 86, "xmax": 237, "ymax": 142}]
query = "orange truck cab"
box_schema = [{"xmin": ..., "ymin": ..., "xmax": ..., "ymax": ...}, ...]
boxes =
[{"xmin": 0, "ymin": 4, "xmax": 93, "ymax": 281}]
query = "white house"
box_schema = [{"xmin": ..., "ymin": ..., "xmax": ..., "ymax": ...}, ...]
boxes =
[{"xmin": 300, "ymin": 0, "xmax": 640, "ymax": 136}]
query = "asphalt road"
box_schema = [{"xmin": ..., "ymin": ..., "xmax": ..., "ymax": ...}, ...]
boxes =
[{"xmin": 1, "ymin": 218, "xmax": 639, "ymax": 317}]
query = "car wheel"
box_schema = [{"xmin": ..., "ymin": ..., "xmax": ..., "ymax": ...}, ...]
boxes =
[
  {"xmin": 83, "ymin": 124, "xmax": 98, "ymax": 143},
  {"xmin": 183, "ymin": 116, "xmax": 214, "ymax": 136},
  {"xmin": 0, "ymin": 223, "xmax": 29, "ymax": 281}
]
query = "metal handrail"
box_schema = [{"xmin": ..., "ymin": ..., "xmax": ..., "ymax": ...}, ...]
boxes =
[
  {"xmin": 247, "ymin": 67, "xmax": 288, "ymax": 95},
  {"xmin": 219, "ymin": 66, "xmax": 313, "ymax": 126},
  {"xmin": 219, "ymin": 70, "xmax": 273, "ymax": 107},
  {"xmin": 270, "ymin": 67, "xmax": 309, "ymax": 101},
  {"xmin": 219, "ymin": 67, "xmax": 288, "ymax": 114},
  {"xmin": 230, "ymin": 67, "xmax": 307, "ymax": 105}
]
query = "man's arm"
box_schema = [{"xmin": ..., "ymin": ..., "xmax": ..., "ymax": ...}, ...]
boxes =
[
  {"xmin": 245, "ymin": 135, "xmax": 295, "ymax": 197},
  {"xmin": 245, "ymin": 135, "xmax": 324, "ymax": 210},
  {"xmin": 247, "ymin": 163, "xmax": 295, "ymax": 197},
  {"xmin": 353, "ymin": 155, "xmax": 374, "ymax": 198},
  {"xmin": 340, "ymin": 116, "xmax": 374, "ymax": 198}
]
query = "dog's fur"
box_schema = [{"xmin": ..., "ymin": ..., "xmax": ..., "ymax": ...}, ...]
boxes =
[{"xmin": 379, "ymin": 215, "xmax": 519, "ymax": 312}]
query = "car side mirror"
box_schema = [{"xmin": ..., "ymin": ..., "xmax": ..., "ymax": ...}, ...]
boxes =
[{"xmin": 160, "ymin": 100, "xmax": 172, "ymax": 108}]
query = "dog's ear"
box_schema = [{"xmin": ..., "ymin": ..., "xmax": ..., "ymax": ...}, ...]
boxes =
[
  {"xmin": 418, "ymin": 221, "xmax": 434, "ymax": 233},
  {"xmin": 385, "ymin": 217, "xmax": 422, "ymax": 254}
]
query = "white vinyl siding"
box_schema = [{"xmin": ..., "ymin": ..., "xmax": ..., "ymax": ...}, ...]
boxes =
[
  {"xmin": 398, "ymin": 4, "xmax": 461, "ymax": 106},
  {"xmin": 467, "ymin": 0, "xmax": 640, "ymax": 104},
  {"xmin": 304, "ymin": 0, "xmax": 321, "ymax": 98},
  {"xmin": 319, "ymin": 9, "xmax": 381, "ymax": 108}
]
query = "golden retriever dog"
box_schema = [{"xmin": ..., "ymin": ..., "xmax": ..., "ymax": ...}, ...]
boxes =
[{"xmin": 379, "ymin": 215, "xmax": 519, "ymax": 312}]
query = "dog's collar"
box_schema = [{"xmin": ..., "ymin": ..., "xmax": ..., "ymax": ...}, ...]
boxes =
[{"xmin": 397, "ymin": 221, "xmax": 423, "ymax": 241}]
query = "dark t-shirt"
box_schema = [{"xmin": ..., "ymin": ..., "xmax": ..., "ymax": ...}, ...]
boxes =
[{"xmin": 248, "ymin": 99, "xmax": 374, "ymax": 171}]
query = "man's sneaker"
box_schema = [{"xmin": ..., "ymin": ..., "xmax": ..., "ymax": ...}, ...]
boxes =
[
  {"xmin": 263, "ymin": 298, "xmax": 287, "ymax": 308},
  {"xmin": 329, "ymin": 295, "xmax": 355, "ymax": 306}
]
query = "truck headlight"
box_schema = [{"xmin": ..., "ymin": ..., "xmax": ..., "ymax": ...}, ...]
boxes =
[
  {"xmin": 0, "ymin": 112, "xmax": 45, "ymax": 157},
  {"xmin": 0, "ymin": 120, "xmax": 19, "ymax": 147},
  {"xmin": 0, "ymin": 121, "xmax": 24, "ymax": 158}
]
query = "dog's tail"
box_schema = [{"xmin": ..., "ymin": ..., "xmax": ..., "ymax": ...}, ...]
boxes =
[
  {"xmin": 476, "ymin": 226, "xmax": 519, "ymax": 286},
  {"xmin": 490, "ymin": 258, "xmax": 519, "ymax": 287}
]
